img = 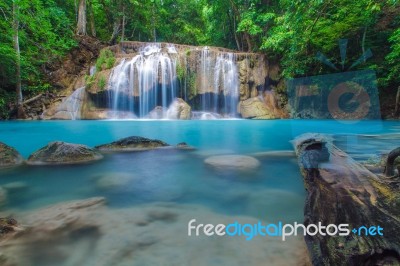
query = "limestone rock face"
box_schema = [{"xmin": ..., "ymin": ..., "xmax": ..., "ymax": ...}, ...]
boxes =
[
  {"xmin": 204, "ymin": 155, "xmax": 260, "ymax": 171},
  {"xmin": 27, "ymin": 142, "xmax": 103, "ymax": 165},
  {"xmin": 167, "ymin": 98, "xmax": 191, "ymax": 120},
  {"xmin": 95, "ymin": 136, "xmax": 169, "ymax": 152},
  {"xmin": 238, "ymin": 97, "xmax": 271, "ymax": 118},
  {"xmin": 0, "ymin": 142, "xmax": 24, "ymax": 169}
]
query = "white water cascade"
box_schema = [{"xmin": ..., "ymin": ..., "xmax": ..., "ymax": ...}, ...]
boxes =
[
  {"xmin": 105, "ymin": 43, "xmax": 240, "ymax": 119},
  {"xmin": 198, "ymin": 47, "xmax": 239, "ymax": 117},
  {"xmin": 107, "ymin": 44, "xmax": 177, "ymax": 118}
]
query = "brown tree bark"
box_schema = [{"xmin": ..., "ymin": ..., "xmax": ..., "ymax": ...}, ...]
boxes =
[
  {"xmin": 77, "ymin": 0, "xmax": 87, "ymax": 35},
  {"xmin": 385, "ymin": 147, "xmax": 400, "ymax": 177},
  {"xmin": 88, "ymin": 0, "xmax": 96, "ymax": 37}
]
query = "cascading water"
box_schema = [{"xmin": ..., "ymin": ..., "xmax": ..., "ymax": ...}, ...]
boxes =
[
  {"xmin": 214, "ymin": 53, "xmax": 239, "ymax": 117},
  {"xmin": 197, "ymin": 47, "xmax": 239, "ymax": 117},
  {"xmin": 105, "ymin": 43, "xmax": 240, "ymax": 119},
  {"xmin": 107, "ymin": 44, "xmax": 177, "ymax": 118}
]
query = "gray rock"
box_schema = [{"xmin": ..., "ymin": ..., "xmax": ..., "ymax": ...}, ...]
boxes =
[
  {"xmin": 0, "ymin": 142, "xmax": 24, "ymax": 169},
  {"xmin": 27, "ymin": 141, "xmax": 103, "ymax": 165},
  {"xmin": 95, "ymin": 136, "xmax": 169, "ymax": 152}
]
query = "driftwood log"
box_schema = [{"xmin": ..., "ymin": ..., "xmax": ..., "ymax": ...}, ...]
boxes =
[
  {"xmin": 293, "ymin": 133, "xmax": 400, "ymax": 266},
  {"xmin": 385, "ymin": 147, "xmax": 400, "ymax": 177}
]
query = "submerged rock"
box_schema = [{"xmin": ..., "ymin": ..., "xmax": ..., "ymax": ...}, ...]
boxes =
[
  {"xmin": 94, "ymin": 172, "xmax": 135, "ymax": 189},
  {"xmin": 175, "ymin": 142, "xmax": 195, "ymax": 150},
  {"xmin": 95, "ymin": 136, "xmax": 169, "ymax": 152},
  {"xmin": 166, "ymin": 98, "xmax": 191, "ymax": 120},
  {"xmin": 204, "ymin": 155, "xmax": 260, "ymax": 171},
  {"xmin": 0, "ymin": 142, "xmax": 24, "ymax": 169},
  {"xmin": 27, "ymin": 141, "xmax": 103, "ymax": 165},
  {"xmin": 0, "ymin": 199, "xmax": 310, "ymax": 266}
]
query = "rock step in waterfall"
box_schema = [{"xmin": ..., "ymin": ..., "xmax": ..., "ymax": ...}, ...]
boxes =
[{"xmin": 43, "ymin": 42, "xmax": 287, "ymax": 120}]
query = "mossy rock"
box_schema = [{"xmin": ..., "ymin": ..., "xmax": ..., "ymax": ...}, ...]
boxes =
[
  {"xmin": 27, "ymin": 142, "xmax": 103, "ymax": 165},
  {"xmin": 0, "ymin": 142, "xmax": 24, "ymax": 169},
  {"xmin": 95, "ymin": 136, "xmax": 170, "ymax": 152}
]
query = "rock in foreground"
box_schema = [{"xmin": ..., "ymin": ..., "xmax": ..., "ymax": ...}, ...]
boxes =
[
  {"xmin": 95, "ymin": 136, "xmax": 170, "ymax": 152},
  {"xmin": 0, "ymin": 142, "xmax": 24, "ymax": 169},
  {"xmin": 27, "ymin": 141, "xmax": 103, "ymax": 165},
  {"xmin": 204, "ymin": 155, "xmax": 260, "ymax": 171}
]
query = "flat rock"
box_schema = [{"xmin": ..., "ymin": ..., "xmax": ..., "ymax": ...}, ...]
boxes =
[
  {"xmin": 95, "ymin": 136, "xmax": 170, "ymax": 152},
  {"xmin": 0, "ymin": 142, "xmax": 24, "ymax": 169},
  {"xmin": 27, "ymin": 141, "xmax": 103, "ymax": 165},
  {"xmin": 204, "ymin": 155, "xmax": 260, "ymax": 171}
]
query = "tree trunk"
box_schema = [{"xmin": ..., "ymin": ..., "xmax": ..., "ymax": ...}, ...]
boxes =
[
  {"xmin": 77, "ymin": 0, "xmax": 87, "ymax": 35},
  {"xmin": 109, "ymin": 21, "xmax": 120, "ymax": 45},
  {"xmin": 88, "ymin": 0, "xmax": 96, "ymax": 37},
  {"xmin": 13, "ymin": 1, "xmax": 25, "ymax": 119},
  {"xmin": 385, "ymin": 147, "xmax": 400, "ymax": 177}
]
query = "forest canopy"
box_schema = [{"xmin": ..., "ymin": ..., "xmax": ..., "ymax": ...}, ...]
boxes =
[{"xmin": 0, "ymin": 0, "xmax": 399, "ymax": 117}]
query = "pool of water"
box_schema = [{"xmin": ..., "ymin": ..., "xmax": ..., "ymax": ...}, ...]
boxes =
[
  {"xmin": 0, "ymin": 120, "xmax": 397, "ymax": 217},
  {"xmin": 0, "ymin": 119, "xmax": 398, "ymax": 265}
]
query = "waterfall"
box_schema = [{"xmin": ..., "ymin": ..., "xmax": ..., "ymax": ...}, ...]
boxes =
[
  {"xmin": 105, "ymin": 43, "xmax": 240, "ymax": 119},
  {"xmin": 107, "ymin": 43, "xmax": 177, "ymax": 118},
  {"xmin": 214, "ymin": 53, "xmax": 239, "ymax": 117}
]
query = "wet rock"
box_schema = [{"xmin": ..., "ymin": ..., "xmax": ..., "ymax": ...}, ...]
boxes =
[
  {"xmin": 27, "ymin": 142, "xmax": 103, "ymax": 165},
  {"xmin": 166, "ymin": 98, "xmax": 191, "ymax": 120},
  {"xmin": 175, "ymin": 142, "xmax": 195, "ymax": 150},
  {"xmin": 204, "ymin": 155, "xmax": 260, "ymax": 171},
  {"xmin": 95, "ymin": 136, "xmax": 169, "ymax": 152},
  {"xmin": 0, "ymin": 142, "xmax": 24, "ymax": 169}
]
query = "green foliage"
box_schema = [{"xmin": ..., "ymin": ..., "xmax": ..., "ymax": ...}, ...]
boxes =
[
  {"xmin": 96, "ymin": 49, "xmax": 115, "ymax": 71},
  {"xmin": 85, "ymin": 75, "xmax": 95, "ymax": 90},
  {"xmin": 98, "ymin": 76, "xmax": 107, "ymax": 91}
]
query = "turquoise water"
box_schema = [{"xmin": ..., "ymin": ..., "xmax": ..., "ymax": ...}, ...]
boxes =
[{"xmin": 0, "ymin": 119, "xmax": 397, "ymax": 222}]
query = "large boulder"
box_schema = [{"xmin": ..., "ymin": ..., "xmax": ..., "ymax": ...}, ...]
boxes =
[
  {"xmin": 0, "ymin": 142, "xmax": 24, "ymax": 169},
  {"xmin": 166, "ymin": 98, "xmax": 191, "ymax": 120},
  {"xmin": 27, "ymin": 142, "xmax": 103, "ymax": 165},
  {"xmin": 238, "ymin": 97, "xmax": 274, "ymax": 119},
  {"xmin": 95, "ymin": 136, "xmax": 169, "ymax": 152},
  {"xmin": 204, "ymin": 155, "xmax": 260, "ymax": 172}
]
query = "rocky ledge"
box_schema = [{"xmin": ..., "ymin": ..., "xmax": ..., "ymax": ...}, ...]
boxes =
[
  {"xmin": 0, "ymin": 142, "xmax": 24, "ymax": 169},
  {"xmin": 27, "ymin": 141, "xmax": 103, "ymax": 165},
  {"xmin": 95, "ymin": 136, "xmax": 170, "ymax": 152},
  {"xmin": 293, "ymin": 133, "xmax": 400, "ymax": 266}
]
